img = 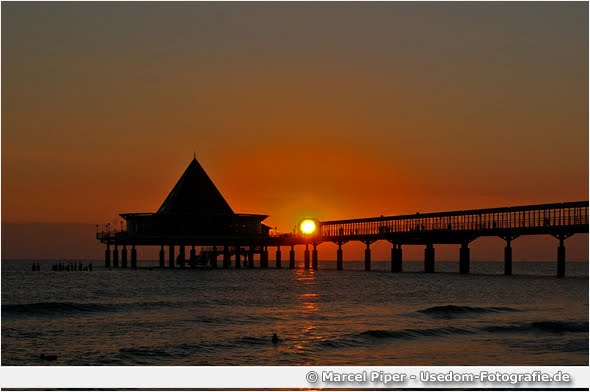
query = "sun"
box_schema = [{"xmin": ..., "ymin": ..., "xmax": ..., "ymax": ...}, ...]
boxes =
[{"xmin": 299, "ymin": 219, "xmax": 317, "ymax": 235}]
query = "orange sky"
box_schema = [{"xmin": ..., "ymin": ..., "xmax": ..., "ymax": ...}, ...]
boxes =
[{"xmin": 2, "ymin": 3, "xmax": 588, "ymax": 259}]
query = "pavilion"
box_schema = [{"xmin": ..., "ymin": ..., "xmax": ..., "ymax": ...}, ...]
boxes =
[{"xmin": 97, "ymin": 156, "xmax": 273, "ymax": 269}]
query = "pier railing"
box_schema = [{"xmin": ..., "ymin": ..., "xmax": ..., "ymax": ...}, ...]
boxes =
[{"xmin": 319, "ymin": 201, "xmax": 589, "ymax": 239}]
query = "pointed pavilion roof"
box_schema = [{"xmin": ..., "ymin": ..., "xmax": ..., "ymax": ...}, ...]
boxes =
[{"xmin": 157, "ymin": 157, "xmax": 234, "ymax": 215}]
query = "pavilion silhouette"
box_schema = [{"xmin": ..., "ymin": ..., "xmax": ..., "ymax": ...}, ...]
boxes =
[{"xmin": 100, "ymin": 156, "xmax": 272, "ymax": 269}]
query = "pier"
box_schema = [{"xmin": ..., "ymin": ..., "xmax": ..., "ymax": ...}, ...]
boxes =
[
  {"xmin": 97, "ymin": 157, "xmax": 588, "ymax": 277},
  {"xmin": 315, "ymin": 201, "xmax": 588, "ymax": 277}
]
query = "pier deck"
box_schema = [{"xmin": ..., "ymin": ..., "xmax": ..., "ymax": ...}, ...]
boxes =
[{"xmin": 97, "ymin": 201, "xmax": 588, "ymax": 277}]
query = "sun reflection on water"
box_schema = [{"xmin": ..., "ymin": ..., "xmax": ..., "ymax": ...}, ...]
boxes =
[{"xmin": 292, "ymin": 269, "xmax": 325, "ymax": 359}]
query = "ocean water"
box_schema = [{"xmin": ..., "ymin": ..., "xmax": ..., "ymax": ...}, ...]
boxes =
[{"xmin": 2, "ymin": 259, "xmax": 588, "ymax": 366}]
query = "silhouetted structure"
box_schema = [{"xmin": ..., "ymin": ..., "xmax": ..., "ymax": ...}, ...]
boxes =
[
  {"xmin": 123, "ymin": 157, "xmax": 269, "ymax": 239},
  {"xmin": 97, "ymin": 157, "xmax": 588, "ymax": 277},
  {"xmin": 98, "ymin": 156, "xmax": 271, "ymax": 269},
  {"xmin": 318, "ymin": 201, "xmax": 588, "ymax": 277}
]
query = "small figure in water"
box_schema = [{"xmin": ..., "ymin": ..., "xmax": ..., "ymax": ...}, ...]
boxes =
[
  {"xmin": 40, "ymin": 353, "xmax": 58, "ymax": 361},
  {"xmin": 272, "ymin": 333, "xmax": 282, "ymax": 344}
]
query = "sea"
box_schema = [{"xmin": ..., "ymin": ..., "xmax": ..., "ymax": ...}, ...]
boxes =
[{"xmin": 2, "ymin": 259, "xmax": 588, "ymax": 366}]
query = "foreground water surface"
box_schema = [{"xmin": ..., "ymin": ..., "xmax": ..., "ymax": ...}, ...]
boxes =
[{"xmin": 2, "ymin": 260, "xmax": 588, "ymax": 365}]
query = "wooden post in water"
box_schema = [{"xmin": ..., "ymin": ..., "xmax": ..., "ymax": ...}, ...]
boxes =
[
  {"xmin": 159, "ymin": 245, "xmax": 165, "ymax": 268},
  {"xmin": 105, "ymin": 244, "xmax": 111, "ymax": 268},
  {"xmin": 210, "ymin": 246, "xmax": 217, "ymax": 268},
  {"xmin": 113, "ymin": 245, "xmax": 119, "ymax": 268},
  {"xmin": 190, "ymin": 245, "xmax": 196, "ymax": 266},
  {"xmin": 459, "ymin": 242, "xmax": 470, "ymax": 274},
  {"xmin": 289, "ymin": 245, "xmax": 295, "ymax": 269},
  {"xmin": 304, "ymin": 244, "xmax": 310, "ymax": 269},
  {"xmin": 168, "ymin": 245, "xmax": 174, "ymax": 269},
  {"xmin": 336, "ymin": 243, "xmax": 343, "ymax": 271},
  {"xmin": 178, "ymin": 245, "xmax": 185, "ymax": 268},
  {"xmin": 131, "ymin": 245, "xmax": 137, "ymax": 269},
  {"xmin": 504, "ymin": 238, "xmax": 513, "ymax": 276},
  {"xmin": 364, "ymin": 241, "xmax": 371, "ymax": 271},
  {"xmin": 223, "ymin": 246, "xmax": 230, "ymax": 268},
  {"xmin": 261, "ymin": 247, "xmax": 269, "ymax": 269},
  {"xmin": 391, "ymin": 244, "xmax": 402, "ymax": 273},
  {"xmin": 311, "ymin": 244, "xmax": 318, "ymax": 270},
  {"xmin": 248, "ymin": 246, "xmax": 255, "ymax": 268},
  {"xmin": 235, "ymin": 245, "xmax": 241, "ymax": 269},
  {"xmin": 275, "ymin": 246, "xmax": 282, "ymax": 268},
  {"xmin": 557, "ymin": 234, "xmax": 567, "ymax": 278},
  {"xmin": 121, "ymin": 245, "xmax": 128, "ymax": 268}
]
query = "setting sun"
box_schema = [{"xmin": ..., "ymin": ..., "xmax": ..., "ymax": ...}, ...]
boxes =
[{"xmin": 299, "ymin": 219, "xmax": 317, "ymax": 235}]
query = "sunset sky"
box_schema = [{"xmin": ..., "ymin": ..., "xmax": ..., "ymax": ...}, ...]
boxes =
[{"xmin": 2, "ymin": 2, "xmax": 588, "ymax": 260}]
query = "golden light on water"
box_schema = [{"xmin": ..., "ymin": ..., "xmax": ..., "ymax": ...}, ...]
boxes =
[{"xmin": 299, "ymin": 219, "xmax": 317, "ymax": 235}]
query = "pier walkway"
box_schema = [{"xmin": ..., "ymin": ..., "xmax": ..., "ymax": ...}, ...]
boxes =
[
  {"xmin": 98, "ymin": 201, "xmax": 588, "ymax": 277},
  {"xmin": 313, "ymin": 201, "xmax": 588, "ymax": 277}
]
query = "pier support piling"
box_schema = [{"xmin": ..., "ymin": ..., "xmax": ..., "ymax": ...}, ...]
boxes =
[
  {"xmin": 459, "ymin": 243, "xmax": 470, "ymax": 274},
  {"xmin": 261, "ymin": 247, "xmax": 269, "ymax": 269},
  {"xmin": 304, "ymin": 244, "xmax": 310, "ymax": 270},
  {"xmin": 391, "ymin": 244, "xmax": 402, "ymax": 273},
  {"xmin": 424, "ymin": 243, "xmax": 435, "ymax": 273},
  {"xmin": 210, "ymin": 247, "xmax": 218, "ymax": 268},
  {"xmin": 121, "ymin": 245, "xmax": 128, "ymax": 268},
  {"xmin": 289, "ymin": 246, "xmax": 295, "ymax": 269},
  {"xmin": 312, "ymin": 244, "xmax": 318, "ymax": 270},
  {"xmin": 502, "ymin": 236, "xmax": 517, "ymax": 276},
  {"xmin": 223, "ymin": 246, "xmax": 230, "ymax": 268},
  {"xmin": 131, "ymin": 245, "xmax": 137, "ymax": 269},
  {"xmin": 159, "ymin": 246, "xmax": 165, "ymax": 268},
  {"xmin": 248, "ymin": 246, "xmax": 255, "ymax": 268},
  {"xmin": 105, "ymin": 244, "xmax": 111, "ymax": 268},
  {"xmin": 501, "ymin": 235, "xmax": 519, "ymax": 276},
  {"xmin": 235, "ymin": 246, "xmax": 241, "ymax": 269},
  {"xmin": 557, "ymin": 240, "xmax": 565, "ymax": 278},
  {"xmin": 336, "ymin": 244, "xmax": 343, "ymax": 271},
  {"xmin": 275, "ymin": 246, "xmax": 282, "ymax": 269},
  {"xmin": 554, "ymin": 234, "xmax": 571, "ymax": 278},
  {"xmin": 169, "ymin": 245, "xmax": 175, "ymax": 269},
  {"xmin": 364, "ymin": 242, "xmax": 372, "ymax": 271},
  {"xmin": 190, "ymin": 246, "xmax": 196, "ymax": 266},
  {"xmin": 113, "ymin": 245, "xmax": 119, "ymax": 268},
  {"xmin": 178, "ymin": 245, "xmax": 185, "ymax": 268}
]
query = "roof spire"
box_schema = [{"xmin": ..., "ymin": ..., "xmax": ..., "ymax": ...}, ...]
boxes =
[
  {"xmin": 193, "ymin": 150, "xmax": 196, "ymax": 160},
  {"xmin": 157, "ymin": 156, "xmax": 234, "ymax": 215}
]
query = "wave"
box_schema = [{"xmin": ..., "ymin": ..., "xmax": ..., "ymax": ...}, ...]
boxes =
[
  {"xmin": 417, "ymin": 305, "xmax": 519, "ymax": 317},
  {"xmin": 484, "ymin": 321, "xmax": 588, "ymax": 334},
  {"xmin": 2, "ymin": 302, "xmax": 112, "ymax": 315},
  {"xmin": 313, "ymin": 326, "xmax": 477, "ymax": 349},
  {"xmin": 316, "ymin": 320, "xmax": 588, "ymax": 349},
  {"xmin": 2, "ymin": 300, "xmax": 184, "ymax": 316},
  {"xmin": 317, "ymin": 326, "xmax": 478, "ymax": 348},
  {"xmin": 360, "ymin": 326, "xmax": 477, "ymax": 340},
  {"xmin": 358, "ymin": 321, "xmax": 587, "ymax": 342}
]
